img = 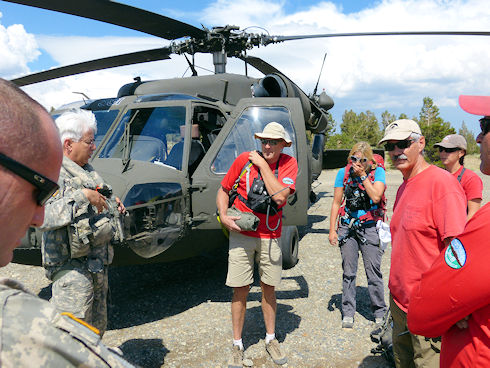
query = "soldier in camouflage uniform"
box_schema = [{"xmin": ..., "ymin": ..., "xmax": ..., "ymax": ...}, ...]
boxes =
[
  {"xmin": 0, "ymin": 79, "xmax": 134, "ymax": 366},
  {"xmin": 41, "ymin": 109, "xmax": 126, "ymax": 336}
]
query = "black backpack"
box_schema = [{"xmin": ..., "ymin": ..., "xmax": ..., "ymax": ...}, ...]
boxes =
[{"xmin": 370, "ymin": 309, "xmax": 395, "ymax": 366}]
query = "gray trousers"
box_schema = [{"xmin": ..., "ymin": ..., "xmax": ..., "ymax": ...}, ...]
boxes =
[{"xmin": 338, "ymin": 223, "xmax": 387, "ymax": 319}]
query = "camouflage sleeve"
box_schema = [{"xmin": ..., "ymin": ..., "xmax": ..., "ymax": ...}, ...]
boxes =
[
  {"xmin": 0, "ymin": 280, "xmax": 135, "ymax": 367},
  {"xmin": 40, "ymin": 177, "xmax": 89, "ymax": 231}
]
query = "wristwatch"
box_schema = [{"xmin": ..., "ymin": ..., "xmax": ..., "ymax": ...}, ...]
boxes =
[{"xmin": 360, "ymin": 175, "xmax": 367, "ymax": 181}]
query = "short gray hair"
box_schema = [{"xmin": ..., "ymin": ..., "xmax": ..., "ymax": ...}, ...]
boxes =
[
  {"xmin": 410, "ymin": 132, "xmax": 421, "ymax": 141},
  {"xmin": 55, "ymin": 109, "xmax": 97, "ymax": 145}
]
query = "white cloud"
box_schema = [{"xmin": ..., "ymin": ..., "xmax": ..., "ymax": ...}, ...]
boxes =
[
  {"xmin": 0, "ymin": 19, "xmax": 40, "ymax": 77},
  {"xmin": 2, "ymin": 0, "xmax": 490, "ymax": 129}
]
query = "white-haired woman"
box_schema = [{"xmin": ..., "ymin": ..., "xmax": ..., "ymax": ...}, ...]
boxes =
[{"xmin": 41, "ymin": 109, "xmax": 125, "ymax": 336}]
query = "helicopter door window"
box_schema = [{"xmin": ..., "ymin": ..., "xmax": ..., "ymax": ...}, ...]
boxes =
[
  {"xmin": 98, "ymin": 106, "xmax": 186, "ymax": 169},
  {"xmin": 211, "ymin": 106, "xmax": 297, "ymax": 174}
]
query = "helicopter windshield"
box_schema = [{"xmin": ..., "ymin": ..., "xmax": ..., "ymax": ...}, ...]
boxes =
[
  {"xmin": 211, "ymin": 106, "xmax": 297, "ymax": 174},
  {"xmin": 98, "ymin": 106, "xmax": 186, "ymax": 168}
]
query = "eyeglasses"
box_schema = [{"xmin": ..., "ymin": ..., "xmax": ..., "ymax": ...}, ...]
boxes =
[
  {"xmin": 438, "ymin": 147, "xmax": 460, "ymax": 153},
  {"xmin": 384, "ymin": 140, "xmax": 414, "ymax": 151},
  {"xmin": 350, "ymin": 156, "xmax": 367, "ymax": 163},
  {"xmin": 0, "ymin": 152, "xmax": 59, "ymax": 206},
  {"xmin": 480, "ymin": 118, "xmax": 490, "ymax": 136},
  {"xmin": 80, "ymin": 138, "xmax": 96, "ymax": 146},
  {"xmin": 260, "ymin": 139, "xmax": 280, "ymax": 146}
]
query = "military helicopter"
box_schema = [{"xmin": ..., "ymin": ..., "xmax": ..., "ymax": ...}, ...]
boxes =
[{"xmin": 6, "ymin": 0, "xmax": 489, "ymax": 269}]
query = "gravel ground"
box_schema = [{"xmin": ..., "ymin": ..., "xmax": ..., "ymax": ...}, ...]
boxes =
[{"xmin": 1, "ymin": 168, "xmax": 489, "ymax": 368}]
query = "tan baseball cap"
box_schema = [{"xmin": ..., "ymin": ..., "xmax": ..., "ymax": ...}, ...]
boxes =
[
  {"xmin": 379, "ymin": 119, "xmax": 422, "ymax": 145},
  {"xmin": 434, "ymin": 134, "xmax": 467, "ymax": 150},
  {"xmin": 254, "ymin": 122, "xmax": 292, "ymax": 147}
]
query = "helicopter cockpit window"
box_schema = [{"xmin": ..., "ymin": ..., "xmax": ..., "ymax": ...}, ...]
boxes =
[
  {"xmin": 211, "ymin": 106, "xmax": 297, "ymax": 174},
  {"xmin": 98, "ymin": 106, "xmax": 186, "ymax": 169}
]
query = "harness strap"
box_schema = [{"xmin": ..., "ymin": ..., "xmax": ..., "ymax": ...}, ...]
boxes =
[{"xmin": 457, "ymin": 167, "xmax": 466, "ymax": 183}]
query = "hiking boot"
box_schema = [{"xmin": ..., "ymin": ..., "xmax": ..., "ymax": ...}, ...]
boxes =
[
  {"xmin": 228, "ymin": 345, "xmax": 243, "ymax": 368},
  {"xmin": 342, "ymin": 316, "xmax": 354, "ymax": 329},
  {"xmin": 265, "ymin": 339, "xmax": 287, "ymax": 365}
]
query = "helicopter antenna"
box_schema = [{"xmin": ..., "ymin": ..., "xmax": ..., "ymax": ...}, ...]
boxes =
[
  {"xmin": 313, "ymin": 53, "xmax": 327, "ymax": 96},
  {"xmin": 73, "ymin": 91, "xmax": 90, "ymax": 101},
  {"xmin": 184, "ymin": 54, "xmax": 198, "ymax": 76}
]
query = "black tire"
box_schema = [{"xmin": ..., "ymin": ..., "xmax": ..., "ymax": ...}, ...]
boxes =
[{"xmin": 280, "ymin": 226, "xmax": 299, "ymax": 270}]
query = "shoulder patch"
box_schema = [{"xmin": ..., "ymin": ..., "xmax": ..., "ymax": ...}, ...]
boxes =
[
  {"xmin": 282, "ymin": 177, "xmax": 294, "ymax": 185},
  {"xmin": 445, "ymin": 238, "xmax": 467, "ymax": 269}
]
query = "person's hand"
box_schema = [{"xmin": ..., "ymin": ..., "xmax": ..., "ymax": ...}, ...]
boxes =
[
  {"xmin": 455, "ymin": 315, "xmax": 470, "ymax": 329},
  {"xmin": 115, "ymin": 197, "xmax": 126, "ymax": 214},
  {"xmin": 248, "ymin": 150, "xmax": 267, "ymax": 169},
  {"xmin": 220, "ymin": 213, "xmax": 242, "ymax": 233},
  {"xmin": 82, "ymin": 188, "xmax": 108, "ymax": 214},
  {"xmin": 351, "ymin": 161, "xmax": 367, "ymax": 178},
  {"xmin": 329, "ymin": 230, "xmax": 339, "ymax": 246}
]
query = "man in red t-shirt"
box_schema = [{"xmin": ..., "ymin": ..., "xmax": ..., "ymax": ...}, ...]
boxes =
[
  {"xmin": 216, "ymin": 122, "xmax": 297, "ymax": 368},
  {"xmin": 378, "ymin": 119, "xmax": 467, "ymax": 368},
  {"xmin": 408, "ymin": 96, "xmax": 490, "ymax": 368},
  {"xmin": 434, "ymin": 134, "xmax": 483, "ymax": 220}
]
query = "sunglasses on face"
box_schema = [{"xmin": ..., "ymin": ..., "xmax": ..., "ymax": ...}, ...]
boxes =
[
  {"xmin": 350, "ymin": 156, "xmax": 367, "ymax": 163},
  {"xmin": 260, "ymin": 138, "xmax": 280, "ymax": 146},
  {"xmin": 0, "ymin": 152, "xmax": 59, "ymax": 206},
  {"xmin": 384, "ymin": 139, "xmax": 414, "ymax": 151},
  {"xmin": 480, "ymin": 118, "xmax": 490, "ymax": 136},
  {"xmin": 438, "ymin": 147, "xmax": 460, "ymax": 153}
]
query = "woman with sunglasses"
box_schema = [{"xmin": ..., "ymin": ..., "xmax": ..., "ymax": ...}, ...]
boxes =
[
  {"xmin": 328, "ymin": 141, "xmax": 387, "ymax": 329},
  {"xmin": 434, "ymin": 134, "xmax": 482, "ymax": 220}
]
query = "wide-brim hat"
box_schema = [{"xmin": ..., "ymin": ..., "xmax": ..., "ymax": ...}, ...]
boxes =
[
  {"xmin": 378, "ymin": 119, "xmax": 422, "ymax": 145},
  {"xmin": 254, "ymin": 122, "xmax": 292, "ymax": 147},
  {"xmin": 433, "ymin": 134, "xmax": 467, "ymax": 150}
]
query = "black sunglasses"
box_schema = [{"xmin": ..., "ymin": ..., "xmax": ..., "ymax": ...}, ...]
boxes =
[
  {"xmin": 384, "ymin": 140, "xmax": 414, "ymax": 151},
  {"xmin": 0, "ymin": 152, "xmax": 59, "ymax": 206},
  {"xmin": 438, "ymin": 147, "xmax": 460, "ymax": 153},
  {"xmin": 259, "ymin": 138, "xmax": 280, "ymax": 146},
  {"xmin": 350, "ymin": 156, "xmax": 367, "ymax": 163},
  {"xmin": 480, "ymin": 117, "xmax": 490, "ymax": 136}
]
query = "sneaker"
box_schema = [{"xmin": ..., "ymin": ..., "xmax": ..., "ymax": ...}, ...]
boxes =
[
  {"xmin": 375, "ymin": 317, "xmax": 384, "ymax": 326},
  {"xmin": 342, "ymin": 316, "xmax": 354, "ymax": 329},
  {"xmin": 265, "ymin": 339, "xmax": 287, "ymax": 365},
  {"xmin": 228, "ymin": 345, "xmax": 243, "ymax": 368}
]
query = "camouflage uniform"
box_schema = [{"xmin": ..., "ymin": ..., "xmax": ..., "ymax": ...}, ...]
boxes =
[
  {"xmin": 0, "ymin": 278, "xmax": 135, "ymax": 367},
  {"xmin": 41, "ymin": 156, "xmax": 121, "ymax": 336}
]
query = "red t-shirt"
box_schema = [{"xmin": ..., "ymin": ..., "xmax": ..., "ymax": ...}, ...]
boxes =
[
  {"xmin": 453, "ymin": 166, "xmax": 483, "ymax": 201},
  {"xmin": 389, "ymin": 165, "xmax": 467, "ymax": 312},
  {"xmin": 407, "ymin": 203, "xmax": 490, "ymax": 368},
  {"xmin": 221, "ymin": 152, "xmax": 298, "ymax": 239}
]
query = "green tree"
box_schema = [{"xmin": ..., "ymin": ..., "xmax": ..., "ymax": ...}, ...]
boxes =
[
  {"xmin": 325, "ymin": 109, "xmax": 382, "ymax": 148},
  {"xmin": 381, "ymin": 110, "xmax": 397, "ymax": 129},
  {"xmin": 459, "ymin": 121, "xmax": 479, "ymax": 154},
  {"xmin": 417, "ymin": 97, "xmax": 456, "ymax": 164}
]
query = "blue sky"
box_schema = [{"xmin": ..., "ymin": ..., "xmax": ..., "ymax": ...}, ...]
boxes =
[{"xmin": 0, "ymin": 0, "xmax": 489, "ymax": 135}]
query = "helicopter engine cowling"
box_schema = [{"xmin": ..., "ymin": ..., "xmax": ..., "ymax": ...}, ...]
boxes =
[{"xmin": 253, "ymin": 74, "xmax": 332, "ymax": 133}]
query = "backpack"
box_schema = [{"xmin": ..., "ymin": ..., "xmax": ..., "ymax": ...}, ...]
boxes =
[
  {"xmin": 370, "ymin": 309, "xmax": 395, "ymax": 366},
  {"xmin": 338, "ymin": 154, "xmax": 387, "ymax": 223}
]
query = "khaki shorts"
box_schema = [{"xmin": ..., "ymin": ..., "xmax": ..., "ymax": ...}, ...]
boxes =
[{"xmin": 226, "ymin": 231, "xmax": 282, "ymax": 287}]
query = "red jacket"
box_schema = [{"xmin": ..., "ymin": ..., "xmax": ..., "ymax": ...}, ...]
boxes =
[{"xmin": 407, "ymin": 203, "xmax": 490, "ymax": 367}]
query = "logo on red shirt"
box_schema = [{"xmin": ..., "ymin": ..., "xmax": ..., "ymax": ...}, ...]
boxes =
[{"xmin": 444, "ymin": 238, "xmax": 467, "ymax": 269}]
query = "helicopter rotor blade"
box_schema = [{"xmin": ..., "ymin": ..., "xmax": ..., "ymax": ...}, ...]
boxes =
[
  {"xmin": 263, "ymin": 31, "xmax": 490, "ymax": 44},
  {"xmin": 12, "ymin": 47, "xmax": 172, "ymax": 86},
  {"xmin": 239, "ymin": 55, "xmax": 284, "ymax": 76},
  {"xmin": 4, "ymin": 0, "xmax": 206, "ymax": 40}
]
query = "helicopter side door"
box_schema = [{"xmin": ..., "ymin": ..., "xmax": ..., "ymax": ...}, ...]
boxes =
[
  {"xmin": 92, "ymin": 100, "xmax": 194, "ymax": 259},
  {"xmin": 190, "ymin": 98, "xmax": 309, "ymax": 229}
]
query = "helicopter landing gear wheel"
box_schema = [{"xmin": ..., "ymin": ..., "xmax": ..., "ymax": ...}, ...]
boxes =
[{"xmin": 280, "ymin": 225, "xmax": 299, "ymax": 270}]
